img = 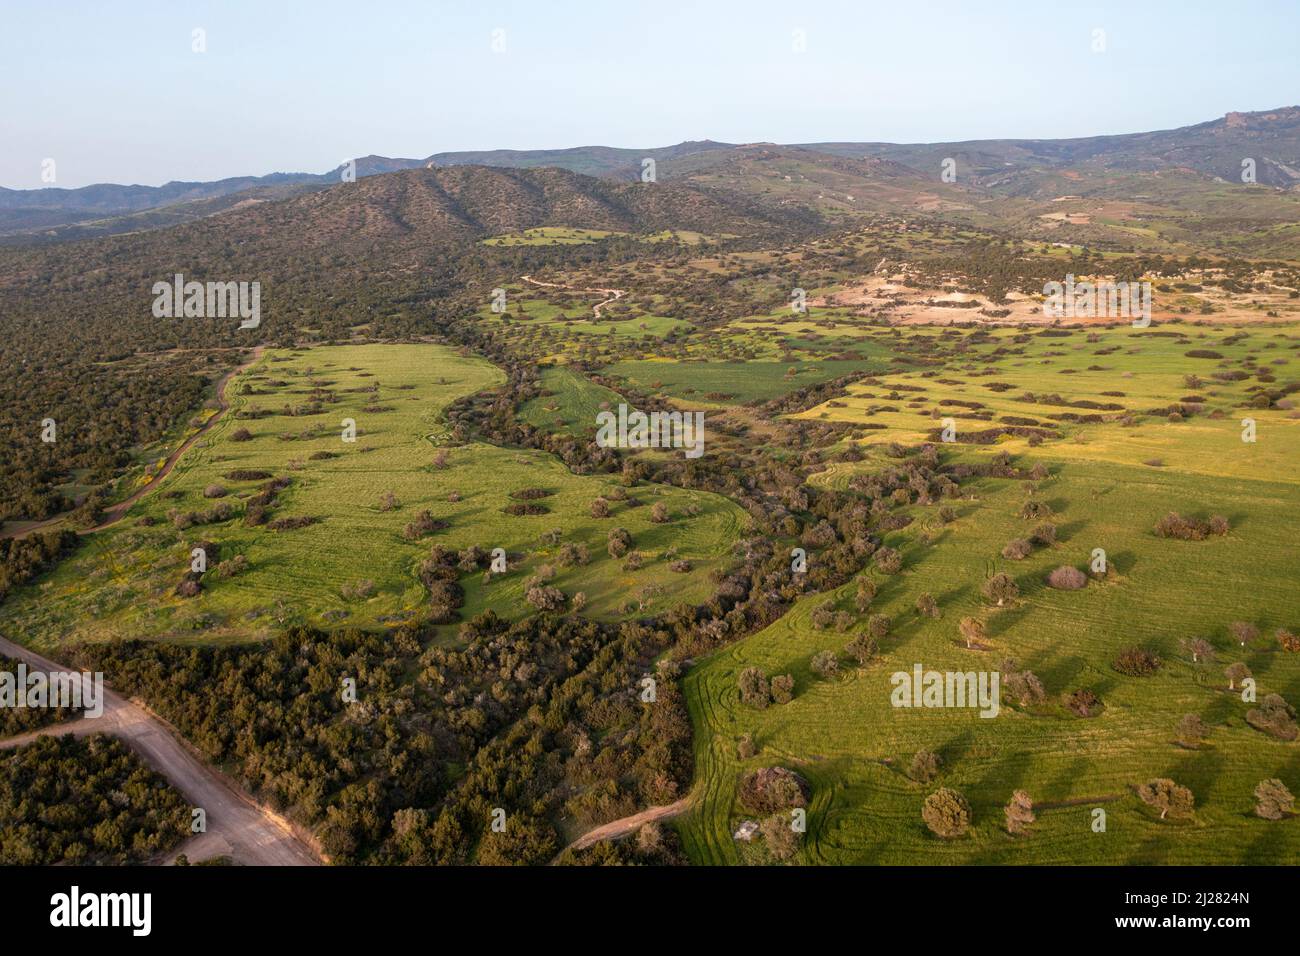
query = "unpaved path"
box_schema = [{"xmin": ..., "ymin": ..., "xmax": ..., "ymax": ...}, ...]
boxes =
[
  {"xmin": 0, "ymin": 634, "xmax": 320, "ymax": 866},
  {"xmin": 558, "ymin": 796, "xmax": 692, "ymax": 858},
  {"xmin": 520, "ymin": 274, "xmax": 626, "ymax": 318},
  {"xmin": 2, "ymin": 346, "xmax": 265, "ymax": 541}
]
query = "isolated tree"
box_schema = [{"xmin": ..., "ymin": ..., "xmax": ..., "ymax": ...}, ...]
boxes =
[
  {"xmin": 874, "ymin": 547, "xmax": 902, "ymax": 575},
  {"xmin": 959, "ymin": 616, "xmax": 986, "ymax": 649},
  {"xmin": 1004, "ymin": 790, "xmax": 1036, "ymax": 835},
  {"xmin": 922, "ymin": 788, "xmax": 972, "ymax": 837},
  {"xmin": 855, "ymin": 577, "xmax": 877, "ymax": 613},
  {"xmin": 1225, "ymin": 661, "xmax": 1252, "ymax": 691},
  {"xmin": 915, "ymin": 592, "xmax": 939, "ymax": 618},
  {"xmin": 1277, "ymin": 628, "xmax": 1300, "ymax": 653},
  {"xmin": 867, "ymin": 613, "xmax": 891, "ymax": 640},
  {"xmin": 738, "ymin": 667, "xmax": 771, "ymax": 709},
  {"xmin": 736, "ymin": 733, "xmax": 757, "ymax": 760},
  {"xmin": 1176, "ymin": 714, "xmax": 1209, "ymax": 748},
  {"xmin": 810, "ymin": 650, "xmax": 839, "ymax": 678},
  {"xmin": 1229, "ymin": 621, "xmax": 1260, "ymax": 648},
  {"xmin": 982, "ymin": 572, "xmax": 1019, "ymax": 607},
  {"xmin": 1254, "ymin": 779, "xmax": 1295, "ymax": 820},
  {"xmin": 378, "ymin": 490, "xmax": 399, "ymax": 511},
  {"xmin": 1030, "ymin": 523, "xmax": 1057, "ymax": 546},
  {"xmin": 606, "ymin": 527, "xmax": 632, "ymax": 558},
  {"xmin": 910, "ymin": 750, "xmax": 942, "ymax": 783},
  {"xmin": 845, "ymin": 633, "xmax": 878, "ymax": 666},
  {"xmin": 761, "ymin": 813, "xmax": 800, "ymax": 861},
  {"xmin": 1181, "ymin": 637, "xmax": 1215, "ymax": 664},
  {"xmin": 590, "ymin": 497, "xmax": 610, "ymax": 519},
  {"xmin": 770, "ymin": 673, "xmax": 795, "ymax": 705},
  {"xmin": 524, "ymin": 585, "xmax": 566, "ymax": 612},
  {"xmin": 635, "ymin": 822, "xmax": 664, "ymax": 856},
  {"xmin": 1137, "ymin": 778, "xmax": 1195, "ymax": 820},
  {"xmin": 650, "ymin": 501, "xmax": 669, "ymax": 523}
]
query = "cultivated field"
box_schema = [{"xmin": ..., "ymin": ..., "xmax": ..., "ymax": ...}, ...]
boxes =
[{"xmin": 675, "ymin": 319, "xmax": 1300, "ymax": 864}]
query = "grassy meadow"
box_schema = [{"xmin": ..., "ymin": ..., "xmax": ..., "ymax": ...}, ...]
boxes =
[{"xmin": 0, "ymin": 344, "xmax": 746, "ymax": 649}]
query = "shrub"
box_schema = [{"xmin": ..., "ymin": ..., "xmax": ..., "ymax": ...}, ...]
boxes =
[
  {"xmin": 910, "ymin": 750, "xmax": 941, "ymax": 783},
  {"xmin": 1030, "ymin": 523, "xmax": 1057, "ymax": 546},
  {"xmin": 1278, "ymin": 628, "xmax": 1300, "ymax": 653},
  {"xmin": 1046, "ymin": 565, "xmax": 1087, "ymax": 590},
  {"xmin": 760, "ymin": 814, "xmax": 800, "ymax": 862},
  {"xmin": 1176, "ymin": 713, "xmax": 1209, "ymax": 747},
  {"xmin": 223, "ymin": 469, "xmax": 272, "ymax": 481},
  {"xmin": 922, "ymin": 788, "xmax": 971, "ymax": 837},
  {"xmin": 1154, "ymin": 512, "xmax": 1229, "ymax": 540},
  {"xmin": 1063, "ymin": 689, "xmax": 1103, "ymax": 717},
  {"xmin": 230, "ymin": 428, "xmax": 253, "ymax": 442},
  {"xmin": 738, "ymin": 668, "xmax": 771, "ymax": 708},
  {"xmin": 650, "ymin": 502, "xmax": 669, "ymax": 523},
  {"xmin": 1004, "ymin": 790, "xmax": 1035, "ymax": 835},
  {"xmin": 402, "ymin": 511, "xmax": 448, "ymax": 540},
  {"xmin": 1254, "ymin": 779, "xmax": 1295, "ymax": 820},
  {"xmin": 1113, "ymin": 646, "xmax": 1161, "ymax": 677},
  {"xmin": 866, "ymin": 614, "xmax": 890, "ymax": 640},
  {"xmin": 770, "ymin": 674, "xmax": 795, "ymax": 704},
  {"xmin": 267, "ymin": 515, "xmax": 320, "ymax": 531},
  {"xmin": 915, "ymin": 592, "xmax": 939, "ymax": 618},
  {"xmin": 524, "ymin": 585, "xmax": 567, "ymax": 612},
  {"xmin": 668, "ymin": 559, "xmax": 692, "ymax": 573},
  {"xmin": 378, "ymin": 490, "xmax": 399, "ymax": 511},
  {"xmin": 1002, "ymin": 667, "xmax": 1046, "ymax": 706},
  {"xmin": 1246, "ymin": 694, "xmax": 1298, "ymax": 741},
  {"xmin": 510, "ymin": 488, "xmax": 552, "ymax": 500},
  {"xmin": 1001, "ymin": 538, "xmax": 1032, "ymax": 560},
  {"xmin": 203, "ymin": 484, "xmax": 227, "ymax": 499},
  {"xmin": 737, "ymin": 734, "xmax": 757, "ymax": 760},
  {"xmin": 502, "ymin": 502, "xmax": 548, "ymax": 516}
]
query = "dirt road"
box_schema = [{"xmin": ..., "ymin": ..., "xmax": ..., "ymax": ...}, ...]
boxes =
[
  {"xmin": 559, "ymin": 797, "xmax": 692, "ymax": 857},
  {"xmin": 0, "ymin": 634, "xmax": 320, "ymax": 866},
  {"xmin": 1, "ymin": 346, "xmax": 265, "ymax": 541},
  {"xmin": 520, "ymin": 274, "xmax": 626, "ymax": 318}
]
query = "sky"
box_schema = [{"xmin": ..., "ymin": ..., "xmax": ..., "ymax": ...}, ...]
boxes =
[{"xmin": 3, "ymin": 0, "xmax": 1297, "ymax": 188}]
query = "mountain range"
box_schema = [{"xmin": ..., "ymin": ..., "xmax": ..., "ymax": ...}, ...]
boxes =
[{"xmin": 2, "ymin": 106, "xmax": 1299, "ymax": 255}]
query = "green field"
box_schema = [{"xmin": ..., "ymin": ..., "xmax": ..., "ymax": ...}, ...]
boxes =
[
  {"xmin": 518, "ymin": 366, "xmax": 627, "ymax": 436},
  {"xmin": 0, "ymin": 344, "xmax": 748, "ymax": 649},
  {"xmin": 675, "ymin": 321, "xmax": 1300, "ymax": 865}
]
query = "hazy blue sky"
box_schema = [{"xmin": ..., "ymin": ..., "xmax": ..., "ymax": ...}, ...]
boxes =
[{"xmin": 3, "ymin": 0, "xmax": 1297, "ymax": 188}]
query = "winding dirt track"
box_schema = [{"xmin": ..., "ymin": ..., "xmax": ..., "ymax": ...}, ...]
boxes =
[
  {"xmin": 520, "ymin": 274, "xmax": 626, "ymax": 318},
  {"xmin": 557, "ymin": 797, "xmax": 692, "ymax": 859},
  {"xmin": 2, "ymin": 346, "xmax": 265, "ymax": 541},
  {"xmin": 0, "ymin": 634, "xmax": 320, "ymax": 866}
]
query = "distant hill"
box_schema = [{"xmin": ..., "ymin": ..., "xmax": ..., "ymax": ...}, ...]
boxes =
[{"xmin": 4, "ymin": 107, "xmax": 1297, "ymax": 250}]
